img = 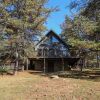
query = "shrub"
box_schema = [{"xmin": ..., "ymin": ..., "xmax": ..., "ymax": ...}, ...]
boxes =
[{"xmin": 0, "ymin": 67, "xmax": 8, "ymax": 75}]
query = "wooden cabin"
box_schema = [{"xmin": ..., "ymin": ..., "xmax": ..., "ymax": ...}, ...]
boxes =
[{"xmin": 28, "ymin": 30, "xmax": 79, "ymax": 72}]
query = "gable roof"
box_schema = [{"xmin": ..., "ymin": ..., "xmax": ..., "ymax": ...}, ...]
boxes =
[{"xmin": 36, "ymin": 30, "xmax": 70, "ymax": 48}]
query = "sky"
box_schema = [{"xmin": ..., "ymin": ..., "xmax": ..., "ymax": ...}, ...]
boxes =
[
  {"xmin": 6, "ymin": 0, "xmax": 73, "ymax": 34},
  {"xmin": 45, "ymin": 0, "xmax": 72, "ymax": 34}
]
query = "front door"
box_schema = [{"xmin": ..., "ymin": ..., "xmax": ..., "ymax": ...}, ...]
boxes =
[
  {"xmin": 48, "ymin": 61, "xmax": 54, "ymax": 72},
  {"xmin": 29, "ymin": 60, "xmax": 35, "ymax": 70}
]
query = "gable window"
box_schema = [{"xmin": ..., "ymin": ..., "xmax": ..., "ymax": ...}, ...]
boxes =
[{"xmin": 36, "ymin": 30, "xmax": 70, "ymax": 58}]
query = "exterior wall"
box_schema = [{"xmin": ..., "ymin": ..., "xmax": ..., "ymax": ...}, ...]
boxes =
[
  {"xmin": 54, "ymin": 61, "xmax": 63, "ymax": 71},
  {"xmin": 32, "ymin": 60, "xmax": 69, "ymax": 72},
  {"xmin": 33, "ymin": 60, "xmax": 61, "ymax": 72},
  {"xmin": 33, "ymin": 61, "xmax": 43, "ymax": 71},
  {"xmin": 33, "ymin": 61, "xmax": 48, "ymax": 71},
  {"xmin": 54, "ymin": 61, "xmax": 69, "ymax": 71}
]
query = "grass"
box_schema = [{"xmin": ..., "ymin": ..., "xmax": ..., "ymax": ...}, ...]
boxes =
[{"xmin": 0, "ymin": 70, "xmax": 100, "ymax": 100}]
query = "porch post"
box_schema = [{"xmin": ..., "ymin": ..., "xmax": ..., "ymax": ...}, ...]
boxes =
[
  {"xmin": 44, "ymin": 57, "xmax": 46, "ymax": 73},
  {"xmin": 62, "ymin": 58, "xmax": 64, "ymax": 71},
  {"xmin": 43, "ymin": 48, "xmax": 46, "ymax": 73},
  {"xmin": 26, "ymin": 59, "xmax": 29, "ymax": 70},
  {"xmin": 13, "ymin": 49, "xmax": 18, "ymax": 75}
]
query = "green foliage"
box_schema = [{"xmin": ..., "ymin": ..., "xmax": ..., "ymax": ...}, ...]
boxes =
[
  {"xmin": 0, "ymin": 67, "xmax": 8, "ymax": 74},
  {"xmin": 0, "ymin": 0, "xmax": 54, "ymax": 63},
  {"xmin": 68, "ymin": 38, "xmax": 100, "ymax": 50},
  {"xmin": 62, "ymin": 3, "xmax": 100, "ymax": 50},
  {"xmin": 74, "ymin": 16, "xmax": 98, "ymax": 35},
  {"xmin": 61, "ymin": 0, "xmax": 100, "ymax": 68}
]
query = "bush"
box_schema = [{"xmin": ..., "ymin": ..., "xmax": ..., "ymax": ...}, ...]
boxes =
[{"xmin": 0, "ymin": 67, "xmax": 8, "ymax": 75}]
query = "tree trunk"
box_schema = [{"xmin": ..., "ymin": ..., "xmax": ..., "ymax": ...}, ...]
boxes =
[
  {"xmin": 96, "ymin": 50, "xmax": 99, "ymax": 68},
  {"xmin": 26, "ymin": 58, "xmax": 29, "ymax": 70},
  {"xmin": 22, "ymin": 65, "xmax": 24, "ymax": 72},
  {"xmin": 15, "ymin": 60, "xmax": 18, "ymax": 75},
  {"xmin": 13, "ymin": 49, "xmax": 19, "ymax": 75},
  {"xmin": 80, "ymin": 65, "xmax": 83, "ymax": 72},
  {"xmin": 80, "ymin": 58, "xmax": 83, "ymax": 72}
]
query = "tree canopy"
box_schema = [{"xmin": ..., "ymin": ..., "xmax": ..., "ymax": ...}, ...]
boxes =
[
  {"xmin": 0, "ymin": 0, "xmax": 55, "ymax": 73},
  {"xmin": 61, "ymin": 0, "xmax": 100, "ymax": 68},
  {"xmin": 62, "ymin": 0, "xmax": 100, "ymax": 50}
]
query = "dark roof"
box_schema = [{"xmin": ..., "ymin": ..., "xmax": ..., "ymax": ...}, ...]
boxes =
[{"xmin": 36, "ymin": 30, "xmax": 70, "ymax": 48}]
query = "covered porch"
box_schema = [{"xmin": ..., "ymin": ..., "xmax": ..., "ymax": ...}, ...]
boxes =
[{"xmin": 28, "ymin": 57, "xmax": 80, "ymax": 73}]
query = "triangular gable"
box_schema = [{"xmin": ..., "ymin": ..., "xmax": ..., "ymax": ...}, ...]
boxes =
[{"xmin": 36, "ymin": 30, "xmax": 70, "ymax": 49}]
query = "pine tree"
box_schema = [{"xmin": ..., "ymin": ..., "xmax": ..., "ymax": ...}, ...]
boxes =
[
  {"xmin": 62, "ymin": 0, "xmax": 100, "ymax": 69},
  {"xmin": 0, "ymin": 0, "xmax": 54, "ymax": 74}
]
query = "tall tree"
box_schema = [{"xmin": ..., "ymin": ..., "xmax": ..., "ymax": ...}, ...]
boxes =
[
  {"xmin": 0, "ymin": 0, "xmax": 54, "ymax": 74},
  {"xmin": 61, "ymin": 0, "xmax": 100, "ymax": 69}
]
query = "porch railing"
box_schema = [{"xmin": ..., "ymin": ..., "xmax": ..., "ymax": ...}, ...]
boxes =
[{"xmin": 34, "ymin": 49, "xmax": 70, "ymax": 58}]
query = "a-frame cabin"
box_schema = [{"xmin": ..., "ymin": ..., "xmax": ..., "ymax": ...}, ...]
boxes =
[{"xmin": 28, "ymin": 30, "xmax": 79, "ymax": 72}]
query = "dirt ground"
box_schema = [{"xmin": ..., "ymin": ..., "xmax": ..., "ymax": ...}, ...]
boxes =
[{"xmin": 0, "ymin": 71, "xmax": 100, "ymax": 100}]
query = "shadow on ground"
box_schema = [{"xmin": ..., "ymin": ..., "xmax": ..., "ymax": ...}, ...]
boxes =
[
  {"xmin": 57, "ymin": 70, "xmax": 100, "ymax": 82},
  {"xmin": 28, "ymin": 70, "xmax": 100, "ymax": 82}
]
